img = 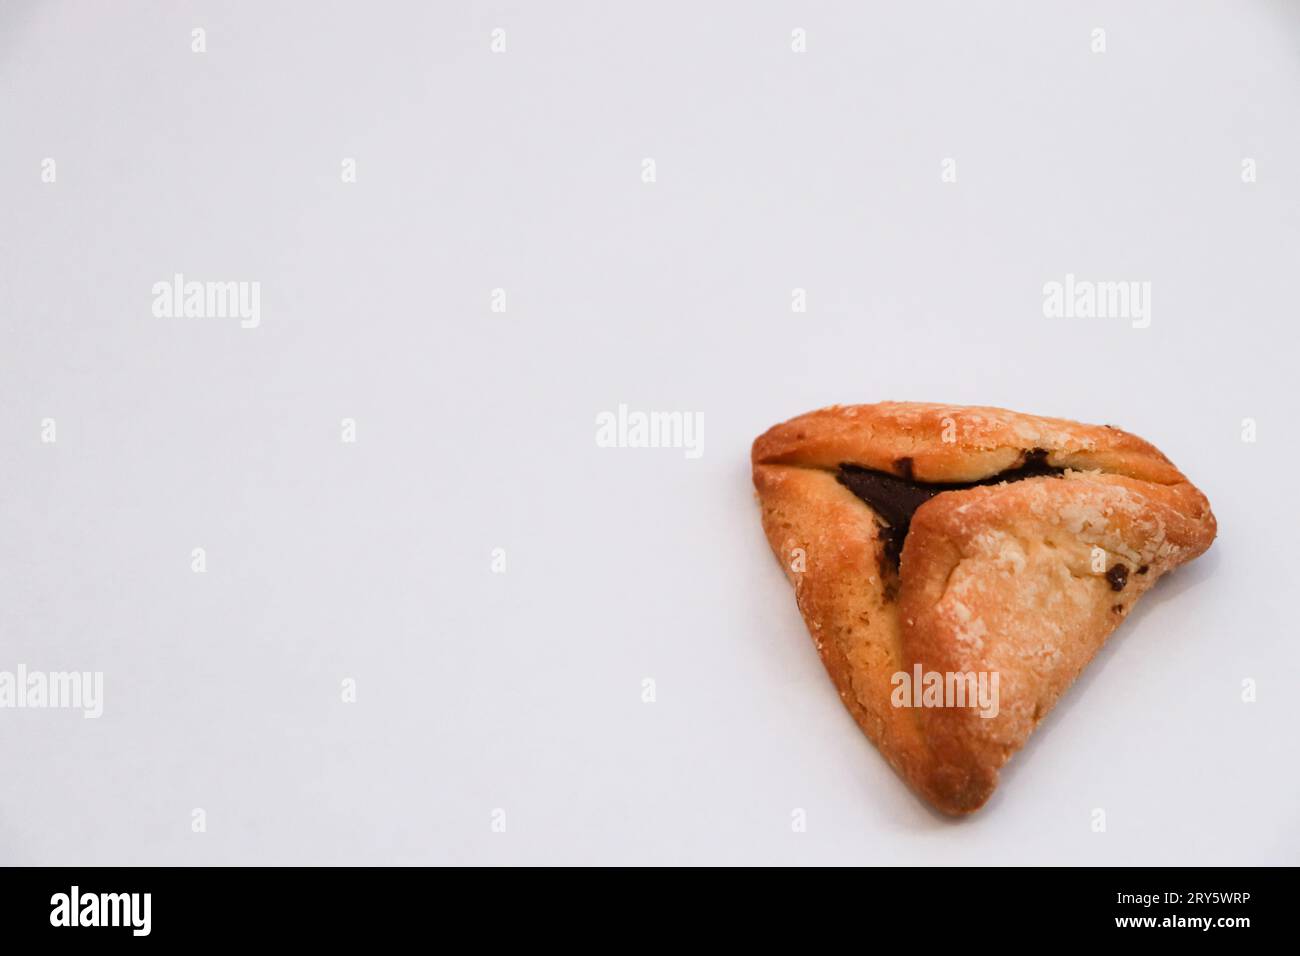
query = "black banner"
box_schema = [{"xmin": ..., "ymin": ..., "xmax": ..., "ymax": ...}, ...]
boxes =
[{"xmin": 0, "ymin": 866, "xmax": 1290, "ymax": 941}]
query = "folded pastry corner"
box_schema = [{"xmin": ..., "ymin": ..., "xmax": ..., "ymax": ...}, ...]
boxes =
[{"xmin": 751, "ymin": 402, "xmax": 1216, "ymax": 815}]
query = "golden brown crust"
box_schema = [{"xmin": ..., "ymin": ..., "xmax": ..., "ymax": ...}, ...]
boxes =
[
  {"xmin": 753, "ymin": 401, "xmax": 1186, "ymax": 484},
  {"xmin": 752, "ymin": 402, "xmax": 1217, "ymax": 815}
]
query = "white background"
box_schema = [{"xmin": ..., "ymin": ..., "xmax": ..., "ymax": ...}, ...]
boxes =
[{"xmin": 1, "ymin": 1, "xmax": 1297, "ymax": 865}]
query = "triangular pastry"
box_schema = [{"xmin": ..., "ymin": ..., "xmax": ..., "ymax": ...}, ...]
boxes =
[{"xmin": 752, "ymin": 402, "xmax": 1216, "ymax": 815}]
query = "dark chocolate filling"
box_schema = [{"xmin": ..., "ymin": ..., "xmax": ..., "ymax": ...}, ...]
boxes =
[{"xmin": 836, "ymin": 449, "xmax": 1064, "ymax": 570}]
